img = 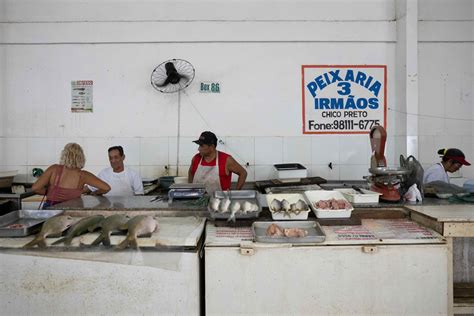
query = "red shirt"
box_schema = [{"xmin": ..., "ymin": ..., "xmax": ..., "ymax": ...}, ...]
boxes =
[{"xmin": 191, "ymin": 151, "xmax": 232, "ymax": 190}]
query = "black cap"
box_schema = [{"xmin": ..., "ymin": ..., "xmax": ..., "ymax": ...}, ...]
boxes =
[
  {"xmin": 441, "ymin": 148, "xmax": 471, "ymax": 166},
  {"xmin": 193, "ymin": 131, "xmax": 218, "ymax": 146}
]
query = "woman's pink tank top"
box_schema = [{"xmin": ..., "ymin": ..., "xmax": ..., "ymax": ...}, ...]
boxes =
[{"xmin": 46, "ymin": 165, "xmax": 83, "ymax": 204}]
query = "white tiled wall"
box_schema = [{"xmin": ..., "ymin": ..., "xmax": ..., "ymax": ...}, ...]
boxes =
[
  {"xmin": 2, "ymin": 135, "xmax": 384, "ymax": 183},
  {"xmin": 1, "ymin": 2, "xmax": 472, "ymax": 186},
  {"xmin": 255, "ymin": 137, "xmax": 283, "ymax": 166}
]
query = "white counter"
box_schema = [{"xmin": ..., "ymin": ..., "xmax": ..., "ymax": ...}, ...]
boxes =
[
  {"xmin": 0, "ymin": 216, "xmax": 206, "ymax": 315},
  {"xmin": 205, "ymin": 219, "xmax": 449, "ymax": 315}
]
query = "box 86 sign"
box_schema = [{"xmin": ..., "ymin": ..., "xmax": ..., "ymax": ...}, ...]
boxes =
[{"xmin": 302, "ymin": 65, "xmax": 386, "ymax": 134}]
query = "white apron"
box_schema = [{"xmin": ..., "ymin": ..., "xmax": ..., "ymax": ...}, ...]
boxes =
[
  {"xmin": 193, "ymin": 152, "xmax": 222, "ymax": 194},
  {"xmin": 106, "ymin": 170, "xmax": 135, "ymax": 196}
]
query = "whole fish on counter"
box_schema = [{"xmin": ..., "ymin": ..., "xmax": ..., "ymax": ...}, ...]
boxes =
[
  {"xmin": 115, "ymin": 215, "xmax": 159, "ymax": 250},
  {"xmin": 90, "ymin": 214, "xmax": 131, "ymax": 246},
  {"xmin": 52, "ymin": 215, "xmax": 105, "ymax": 246},
  {"xmin": 23, "ymin": 215, "xmax": 75, "ymax": 248},
  {"xmin": 270, "ymin": 198, "xmax": 309, "ymax": 218}
]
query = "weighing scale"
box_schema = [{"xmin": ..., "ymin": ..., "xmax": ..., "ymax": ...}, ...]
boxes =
[{"xmin": 168, "ymin": 183, "xmax": 206, "ymax": 202}]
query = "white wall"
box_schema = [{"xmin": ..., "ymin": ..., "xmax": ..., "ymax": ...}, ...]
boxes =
[
  {"xmin": 418, "ymin": 0, "xmax": 474, "ymax": 181},
  {"xmin": 0, "ymin": 0, "xmax": 5, "ymax": 165},
  {"xmin": 0, "ymin": 0, "xmax": 400, "ymax": 182},
  {"xmin": 4, "ymin": 0, "xmax": 473, "ymax": 184}
]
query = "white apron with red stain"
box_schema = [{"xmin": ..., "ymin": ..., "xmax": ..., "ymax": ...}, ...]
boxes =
[{"xmin": 192, "ymin": 151, "xmax": 222, "ymax": 194}]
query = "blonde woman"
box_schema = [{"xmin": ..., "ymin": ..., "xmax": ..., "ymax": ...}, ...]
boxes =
[{"xmin": 32, "ymin": 143, "xmax": 110, "ymax": 207}]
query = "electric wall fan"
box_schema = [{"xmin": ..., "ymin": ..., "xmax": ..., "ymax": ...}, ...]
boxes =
[
  {"xmin": 151, "ymin": 59, "xmax": 195, "ymax": 93},
  {"xmin": 150, "ymin": 59, "xmax": 195, "ymax": 176}
]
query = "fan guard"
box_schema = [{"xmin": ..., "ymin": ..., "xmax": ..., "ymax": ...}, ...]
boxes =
[{"xmin": 150, "ymin": 59, "xmax": 195, "ymax": 93}]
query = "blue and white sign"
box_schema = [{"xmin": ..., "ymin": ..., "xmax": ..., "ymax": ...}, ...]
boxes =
[{"xmin": 302, "ymin": 65, "xmax": 386, "ymax": 134}]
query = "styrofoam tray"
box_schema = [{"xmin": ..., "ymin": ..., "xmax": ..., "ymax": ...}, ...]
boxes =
[
  {"xmin": 334, "ymin": 188, "xmax": 381, "ymax": 204},
  {"xmin": 304, "ymin": 190, "xmax": 353, "ymax": 219},
  {"xmin": 252, "ymin": 221, "xmax": 325, "ymax": 243},
  {"xmin": 265, "ymin": 193, "xmax": 310, "ymax": 220}
]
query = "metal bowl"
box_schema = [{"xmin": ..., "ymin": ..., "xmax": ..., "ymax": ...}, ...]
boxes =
[{"xmin": 369, "ymin": 167, "xmax": 410, "ymax": 176}]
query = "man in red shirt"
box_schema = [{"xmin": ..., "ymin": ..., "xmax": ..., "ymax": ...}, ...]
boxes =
[{"xmin": 188, "ymin": 131, "xmax": 247, "ymax": 194}]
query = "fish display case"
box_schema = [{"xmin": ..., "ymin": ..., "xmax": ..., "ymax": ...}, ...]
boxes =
[
  {"xmin": 204, "ymin": 213, "xmax": 449, "ymax": 315},
  {"xmin": 0, "ymin": 214, "xmax": 206, "ymax": 315}
]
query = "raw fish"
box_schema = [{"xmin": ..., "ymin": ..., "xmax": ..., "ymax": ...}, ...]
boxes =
[
  {"xmin": 52, "ymin": 215, "xmax": 104, "ymax": 246},
  {"xmin": 23, "ymin": 216, "xmax": 75, "ymax": 248},
  {"xmin": 116, "ymin": 215, "xmax": 159, "ymax": 250},
  {"xmin": 90, "ymin": 214, "xmax": 130, "ymax": 246}
]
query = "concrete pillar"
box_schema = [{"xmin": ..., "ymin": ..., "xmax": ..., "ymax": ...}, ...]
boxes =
[{"xmin": 396, "ymin": 0, "xmax": 419, "ymax": 159}]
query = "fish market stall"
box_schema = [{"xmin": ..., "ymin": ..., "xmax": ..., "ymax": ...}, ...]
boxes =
[
  {"xmin": 0, "ymin": 213, "xmax": 206, "ymax": 315},
  {"xmin": 204, "ymin": 208, "xmax": 449, "ymax": 315},
  {"xmin": 408, "ymin": 204, "xmax": 474, "ymax": 315}
]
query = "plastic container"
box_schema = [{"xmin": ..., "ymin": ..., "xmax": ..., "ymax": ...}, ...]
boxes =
[
  {"xmin": 273, "ymin": 163, "xmax": 307, "ymax": 181},
  {"xmin": 159, "ymin": 176, "xmax": 176, "ymax": 189},
  {"xmin": 265, "ymin": 193, "xmax": 310, "ymax": 220},
  {"xmin": 334, "ymin": 188, "xmax": 381, "ymax": 204},
  {"xmin": 304, "ymin": 190, "xmax": 353, "ymax": 219}
]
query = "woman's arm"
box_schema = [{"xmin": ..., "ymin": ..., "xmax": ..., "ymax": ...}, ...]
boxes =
[
  {"xmin": 82, "ymin": 171, "xmax": 111, "ymax": 195},
  {"xmin": 31, "ymin": 165, "xmax": 56, "ymax": 195}
]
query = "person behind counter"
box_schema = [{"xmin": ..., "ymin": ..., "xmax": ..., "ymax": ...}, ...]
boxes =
[
  {"xmin": 423, "ymin": 148, "xmax": 471, "ymax": 184},
  {"xmin": 32, "ymin": 143, "xmax": 110, "ymax": 207},
  {"xmin": 86, "ymin": 145, "xmax": 144, "ymax": 196},
  {"xmin": 188, "ymin": 131, "xmax": 247, "ymax": 194}
]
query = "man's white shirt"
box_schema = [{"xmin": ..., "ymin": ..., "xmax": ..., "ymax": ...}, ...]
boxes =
[
  {"xmin": 92, "ymin": 167, "xmax": 144, "ymax": 196},
  {"xmin": 423, "ymin": 162, "xmax": 449, "ymax": 184}
]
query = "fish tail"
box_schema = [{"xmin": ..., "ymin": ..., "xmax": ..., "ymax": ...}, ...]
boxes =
[
  {"xmin": 131, "ymin": 238, "xmax": 139, "ymax": 249},
  {"xmin": 115, "ymin": 236, "xmax": 131, "ymax": 250},
  {"xmin": 102, "ymin": 234, "xmax": 111, "ymax": 246},
  {"xmin": 51, "ymin": 237, "xmax": 67, "ymax": 245},
  {"xmin": 63, "ymin": 237, "xmax": 73, "ymax": 246},
  {"xmin": 23, "ymin": 236, "xmax": 42, "ymax": 248},
  {"xmin": 90, "ymin": 233, "xmax": 105, "ymax": 246}
]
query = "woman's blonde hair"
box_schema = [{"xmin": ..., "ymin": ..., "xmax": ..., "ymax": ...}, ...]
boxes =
[{"xmin": 60, "ymin": 143, "xmax": 86, "ymax": 169}]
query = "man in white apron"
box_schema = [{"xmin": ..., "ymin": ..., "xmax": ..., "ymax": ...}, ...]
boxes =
[
  {"xmin": 87, "ymin": 146, "xmax": 144, "ymax": 196},
  {"xmin": 188, "ymin": 131, "xmax": 247, "ymax": 194}
]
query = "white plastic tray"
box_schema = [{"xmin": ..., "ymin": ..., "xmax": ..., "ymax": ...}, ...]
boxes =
[
  {"xmin": 304, "ymin": 190, "xmax": 353, "ymax": 219},
  {"xmin": 334, "ymin": 188, "xmax": 381, "ymax": 204},
  {"xmin": 273, "ymin": 163, "xmax": 307, "ymax": 180},
  {"xmin": 265, "ymin": 193, "xmax": 310, "ymax": 220}
]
